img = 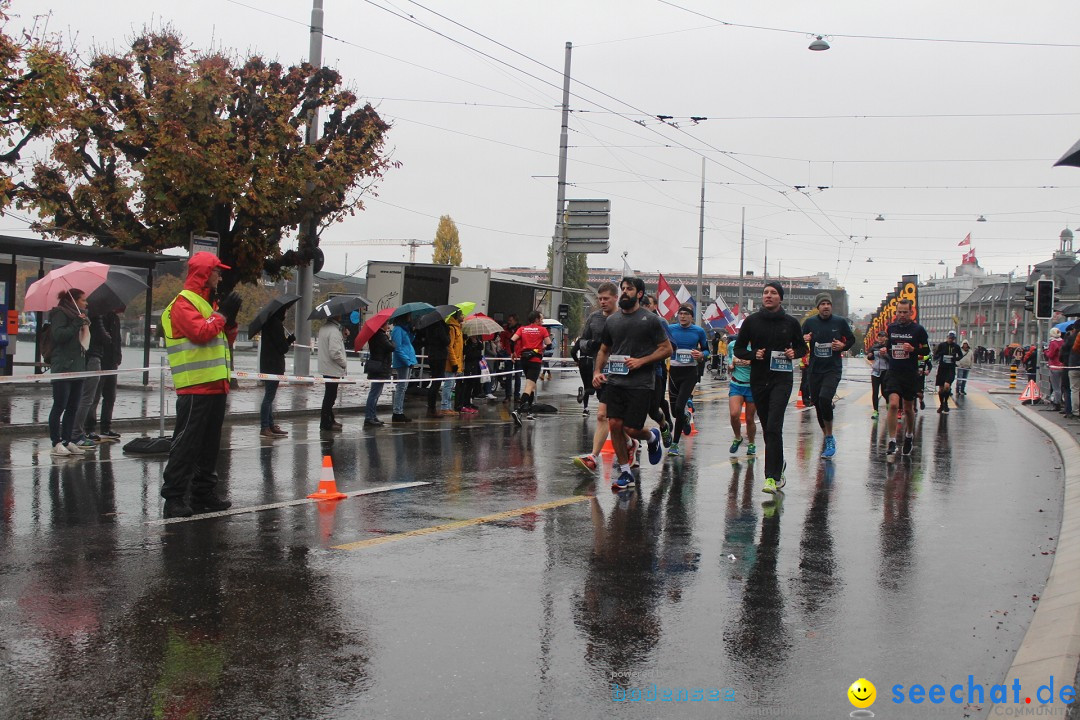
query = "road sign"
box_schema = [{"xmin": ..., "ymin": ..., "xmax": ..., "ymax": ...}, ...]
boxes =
[
  {"xmin": 565, "ymin": 240, "xmax": 610, "ymax": 253},
  {"xmin": 566, "ymin": 226, "xmax": 610, "ymax": 240},
  {"xmin": 190, "ymin": 232, "xmax": 220, "ymax": 257},
  {"xmin": 566, "ymin": 199, "xmax": 609, "ymax": 214}
]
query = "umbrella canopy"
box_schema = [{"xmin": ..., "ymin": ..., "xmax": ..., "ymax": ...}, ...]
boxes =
[
  {"xmin": 307, "ymin": 294, "xmax": 370, "ymax": 320},
  {"xmin": 540, "ymin": 318, "xmax": 563, "ymax": 329},
  {"xmin": 249, "ymin": 294, "xmax": 302, "ymax": 336},
  {"xmin": 414, "ymin": 304, "xmax": 459, "ymax": 330},
  {"xmin": 1054, "ymin": 320, "xmax": 1077, "ymax": 332},
  {"xmin": 354, "ymin": 307, "xmax": 395, "ymax": 351},
  {"xmin": 454, "ymin": 301, "xmax": 476, "ymax": 318},
  {"xmin": 86, "ymin": 267, "xmax": 148, "ymax": 314},
  {"xmin": 1057, "ymin": 303, "xmax": 1080, "ymax": 318},
  {"xmin": 462, "ymin": 313, "xmax": 502, "ymax": 337},
  {"xmin": 388, "ymin": 302, "xmax": 435, "ymax": 320},
  {"xmin": 1054, "ymin": 137, "xmax": 1080, "ymax": 168},
  {"xmin": 24, "ymin": 261, "xmax": 111, "ymax": 311}
]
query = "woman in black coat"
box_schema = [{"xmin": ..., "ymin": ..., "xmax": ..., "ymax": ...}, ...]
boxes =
[
  {"xmin": 259, "ymin": 308, "xmax": 295, "ymax": 438},
  {"xmin": 364, "ymin": 325, "xmax": 394, "ymax": 427}
]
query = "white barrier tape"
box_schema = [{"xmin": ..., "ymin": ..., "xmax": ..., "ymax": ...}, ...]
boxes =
[
  {"xmin": 0, "ymin": 366, "xmax": 155, "ymax": 384},
  {"xmin": 230, "ymin": 368, "xmax": 524, "ymax": 386}
]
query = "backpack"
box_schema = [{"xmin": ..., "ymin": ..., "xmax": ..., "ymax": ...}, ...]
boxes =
[{"xmin": 39, "ymin": 323, "xmax": 54, "ymax": 365}]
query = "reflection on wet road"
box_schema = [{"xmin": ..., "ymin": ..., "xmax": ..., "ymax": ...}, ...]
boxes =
[{"xmin": 0, "ymin": 372, "xmax": 1063, "ymax": 719}]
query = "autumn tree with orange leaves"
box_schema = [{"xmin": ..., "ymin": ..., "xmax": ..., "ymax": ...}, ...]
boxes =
[{"xmin": 18, "ymin": 29, "xmax": 393, "ymax": 288}]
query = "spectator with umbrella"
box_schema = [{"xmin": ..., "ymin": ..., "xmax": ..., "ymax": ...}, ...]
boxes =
[
  {"xmin": 47, "ymin": 289, "xmax": 91, "ymax": 456},
  {"xmin": 363, "ymin": 323, "xmax": 394, "ymax": 427},
  {"xmin": 390, "ymin": 314, "xmax": 417, "ymax": 423},
  {"xmin": 252, "ymin": 296, "xmax": 299, "ymax": 438},
  {"xmin": 318, "ymin": 313, "xmax": 348, "ymax": 431}
]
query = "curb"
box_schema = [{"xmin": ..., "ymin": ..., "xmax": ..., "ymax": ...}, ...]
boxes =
[{"xmin": 991, "ymin": 405, "xmax": 1080, "ymax": 716}]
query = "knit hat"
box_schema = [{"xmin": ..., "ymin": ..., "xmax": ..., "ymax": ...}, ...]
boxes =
[
  {"xmin": 814, "ymin": 292, "xmax": 833, "ymax": 307},
  {"xmin": 764, "ymin": 281, "xmax": 784, "ymax": 300}
]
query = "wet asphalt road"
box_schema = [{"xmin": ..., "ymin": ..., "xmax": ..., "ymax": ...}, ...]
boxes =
[{"xmin": 0, "ymin": 363, "xmax": 1064, "ymax": 719}]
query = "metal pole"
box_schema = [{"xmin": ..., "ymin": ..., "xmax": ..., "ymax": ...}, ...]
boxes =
[
  {"xmin": 696, "ymin": 157, "xmax": 705, "ymax": 328},
  {"xmin": 159, "ymin": 355, "xmax": 167, "ymax": 438},
  {"xmin": 1005, "ymin": 270, "xmax": 1012, "ymax": 351},
  {"xmin": 293, "ymin": 0, "xmax": 324, "ymax": 376},
  {"xmin": 738, "ymin": 207, "xmax": 745, "ymax": 317},
  {"xmin": 143, "ymin": 266, "xmax": 153, "ymax": 385},
  {"xmin": 548, "ymin": 41, "xmax": 572, "ymax": 357}
]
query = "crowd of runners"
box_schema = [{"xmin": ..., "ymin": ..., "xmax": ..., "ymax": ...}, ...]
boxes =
[{"xmin": 570, "ymin": 278, "xmax": 963, "ymax": 494}]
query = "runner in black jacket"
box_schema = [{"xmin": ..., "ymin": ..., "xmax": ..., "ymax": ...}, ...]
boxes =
[{"xmin": 733, "ymin": 282, "xmax": 808, "ymax": 494}]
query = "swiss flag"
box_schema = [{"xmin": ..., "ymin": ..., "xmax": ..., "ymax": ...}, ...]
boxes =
[
  {"xmin": 656, "ymin": 273, "xmax": 680, "ymax": 320},
  {"xmin": 958, "ymin": 233, "xmax": 971, "ymax": 247}
]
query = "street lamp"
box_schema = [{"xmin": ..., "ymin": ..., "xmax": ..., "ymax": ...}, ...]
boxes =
[{"xmin": 809, "ymin": 35, "xmax": 831, "ymax": 51}]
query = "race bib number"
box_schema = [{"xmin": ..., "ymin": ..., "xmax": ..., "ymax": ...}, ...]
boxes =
[
  {"xmin": 605, "ymin": 354, "xmax": 630, "ymax": 375},
  {"xmin": 942, "ymin": 355, "xmax": 954, "ymax": 364},
  {"xmin": 814, "ymin": 342, "xmax": 832, "ymax": 359},
  {"xmin": 675, "ymin": 349, "xmax": 694, "ymax": 365},
  {"xmin": 769, "ymin": 351, "xmax": 793, "ymax": 373},
  {"xmin": 891, "ymin": 346, "xmax": 910, "ymax": 360}
]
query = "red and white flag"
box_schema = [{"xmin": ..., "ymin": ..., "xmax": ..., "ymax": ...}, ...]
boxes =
[
  {"xmin": 961, "ymin": 248, "xmax": 977, "ymax": 264},
  {"xmin": 958, "ymin": 233, "xmax": 971, "ymax": 247},
  {"xmin": 656, "ymin": 273, "xmax": 680, "ymax": 320}
]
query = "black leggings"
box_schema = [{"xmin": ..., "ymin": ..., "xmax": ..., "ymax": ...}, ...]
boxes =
[
  {"xmin": 751, "ymin": 377, "xmax": 793, "ymax": 482},
  {"xmin": 649, "ymin": 367, "xmax": 672, "ymax": 428},
  {"xmin": 871, "ymin": 373, "xmax": 887, "ymax": 412},
  {"xmin": 668, "ymin": 366, "xmax": 698, "ymax": 438},
  {"xmin": 807, "ymin": 370, "xmax": 841, "ymax": 428}
]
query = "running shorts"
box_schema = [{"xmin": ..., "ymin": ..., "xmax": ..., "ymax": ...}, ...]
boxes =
[
  {"xmin": 884, "ymin": 371, "xmax": 920, "ymax": 402},
  {"xmin": 729, "ymin": 382, "xmax": 755, "ymax": 403},
  {"xmin": 603, "ymin": 384, "xmax": 653, "ymax": 429}
]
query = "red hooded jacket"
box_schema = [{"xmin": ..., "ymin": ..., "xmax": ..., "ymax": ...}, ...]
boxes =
[{"xmin": 169, "ymin": 253, "xmax": 238, "ymax": 395}]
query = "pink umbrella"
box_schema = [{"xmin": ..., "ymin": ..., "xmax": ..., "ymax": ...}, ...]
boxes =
[{"xmin": 23, "ymin": 262, "xmax": 111, "ymax": 311}]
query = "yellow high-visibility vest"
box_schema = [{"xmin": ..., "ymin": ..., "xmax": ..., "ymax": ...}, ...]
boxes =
[{"xmin": 162, "ymin": 290, "xmax": 231, "ymax": 389}]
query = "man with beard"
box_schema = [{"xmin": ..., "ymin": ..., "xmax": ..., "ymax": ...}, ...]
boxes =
[
  {"xmin": 572, "ymin": 282, "xmax": 618, "ymax": 472},
  {"xmin": 733, "ymin": 282, "xmax": 808, "ymax": 494},
  {"xmin": 593, "ymin": 277, "xmax": 671, "ymax": 490}
]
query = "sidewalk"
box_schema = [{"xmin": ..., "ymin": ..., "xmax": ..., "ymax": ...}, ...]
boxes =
[{"xmin": 994, "ymin": 399, "xmax": 1080, "ymax": 718}]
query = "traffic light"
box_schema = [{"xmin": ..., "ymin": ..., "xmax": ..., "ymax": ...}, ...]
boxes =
[
  {"xmin": 557, "ymin": 303, "xmax": 570, "ymax": 323},
  {"xmin": 1035, "ymin": 279, "xmax": 1055, "ymax": 320},
  {"xmin": 1024, "ymin": 285, "xmax": 1036, "ymax": 314}
]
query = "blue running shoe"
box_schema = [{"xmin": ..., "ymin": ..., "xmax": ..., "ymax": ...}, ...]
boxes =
[
  {"xmin": 821, "ymin": 435, "xmax": 836, "ymax": 459},
  {"xmin": 746, "ymin": 442, "xmax": 757, "ymax": 457},
  {"xmin": 729, "ymin": 437, "xmax": 743, "ymax": 455},
  {"xmin": 612, "ymin": 470, "xmax": 634, "ymax": 490},
  {"xmin": 667, "ymin": 443, "xmax": 681, "ymax": 456},
  {"xmin": 647, "ymin": 427, "xmax": 663, "ymax": 465}
]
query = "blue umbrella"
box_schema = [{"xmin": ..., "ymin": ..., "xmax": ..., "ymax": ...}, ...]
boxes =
[
  {"xmin": 1054, "ymin": 320, "xmax": 1074, "ymax": 332},
  {"xmin": 389, "ymin": 302, "xmax": 435, "ymax": 320}
]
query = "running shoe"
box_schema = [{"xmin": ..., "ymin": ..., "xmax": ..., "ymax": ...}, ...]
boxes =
[
  {"xmin": 871, "ymin": 411, "xmax": 879, "ymax": 420},
  {"xmin": 612, "ymin": 470, "xmax": 634, "ymax": 490},
  {"xmin": 87, "ymin": 433, "xmax": 103, "ymax": 443},
  {"xmin": 729, "ymin": 437, "xmax": 743, "ymax": 455},
  {"xmin": 576, "ymin": 387, "xmax": 584, "ymax": 403},
  {"xmin": 661, "ymin": 425, "xmax": 672, "ymax": 448},
  {"xmin": 821, "ymin": 436, "xmax": 836, "ymax": 459},
  {"xmin": 612, "ymin": 440, "xmax": 639, "ymax": 469},
  {"xmin": 99, "ymin": 430, "xmax": 121, "ymax": 441},
  {"xmin": 942, "ymin": 406, "xmax": 950, "ymax": 414},
  {"xmin": 582, "ymin": 409, "xmax": 590, "ymax": 416},
  {"xmin": 682, "ymin": 413, "xmax": 693, "ymax": 436},
  {"xmin": 886, "ymin": 440, "xmax": 898, "ymax": 459},
  {"xmin": 746, "ymin": 443, "xmax": 756, "ymax": 457},
  {"xmin": 647, "ymin": 428, "xmax": 663, "ymax": 465},
  {"xmin": 572, "ymin": 454, "xmax": 598, "ymax": 472},
  {"xmin": 902, "ymin": 435, "xmax": 914, "ymax": 456},
  {"xmin": 776, "ymin": 461, "xmax": 787, "ymax": 490},
  {"xmin": 511, "ymin": 410, "xmax": 523, "ymax": 427},
  {"xmin": 762, "ymin": 477, "xmax": 777, "ymax": 494},
  {"xmin": 51, "ymin": 442, "xmax": 72, "ymax": 457},
  {"xmin": 667, "ymin": 444, "xmax": 681, "ymax": 456},
  {"xmin": 74, "ymin": 438, "xmax": 96, "ymax": 450}
]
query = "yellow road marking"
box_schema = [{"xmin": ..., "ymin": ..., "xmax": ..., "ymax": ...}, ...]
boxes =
[
  {"xmin": 332, "ymin": 495, "xmax": 592, "ymax": 551},
  {"xmin": 964, "ymin": 391, "xmax": 1000, "ymax": 411}
]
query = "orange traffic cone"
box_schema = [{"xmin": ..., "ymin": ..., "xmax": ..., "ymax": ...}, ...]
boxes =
[
  {"xmin": 739, "ymin": 407, "xmax": 746, "ymax": 424},
  {"xmin": 688, "ymin": 415, "xmax": 698, "ymax": 436},
  {"xmin": 308, "ymin": 455, "xmax": 347, "ymax": 501},
  {"xmin": 600, "ymin": 437, "xmax": 615, "ymax": 454},
  {"xmin": 796, "ymin": 391, "xmax": 805, "ymax": 409}
]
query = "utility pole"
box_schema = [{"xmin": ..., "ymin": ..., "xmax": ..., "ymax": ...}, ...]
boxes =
[
  {"xmin": 293, "ymin": 0, "xmax": 323, "ymax": 376},
  {"xmin": 696, "ymin": 157, "xmax": 705, "ymax": 328},
  {"xmin": 548, "ymin": 41, "xmax": 572, "ymax": 357},
  {"xmin": 738, "ymin": 207, "xmax": 745, "ymax": 317}
]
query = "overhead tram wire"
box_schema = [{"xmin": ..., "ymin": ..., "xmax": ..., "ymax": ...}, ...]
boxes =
[
  {"xmin": 655, "ymin": 0, "xmax": 1080, "ymax": 48},
  {"xmin": 367, "ymin": 197, "xmax": 548, "ymax": 239},
  {"xmin": 369, "ymin": 0, "xmax": 848, "ymax": 231}
]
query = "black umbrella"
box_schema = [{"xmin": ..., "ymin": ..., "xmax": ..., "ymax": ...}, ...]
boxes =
[
  {"xmin": 307, "ymin": 294, "xmax": 371, "ymax": 320},
  {"xmin": 1054, "ymin": 138, "xmax": 1080, "ymax": 168},
  {"xmin": 86, "ymin": 267, "xmax": 148, "ymax": 313},
  {"xmin": 249, "ymin": 294, "xmax": 301, "ymax": 336},
  {"xmin": 414, "ymin": 304, "xmax": 458, "ymax": 330}
]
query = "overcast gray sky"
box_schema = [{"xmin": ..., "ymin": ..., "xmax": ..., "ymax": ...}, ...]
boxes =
[{"xmin": 15, "ymin": 0, "xmax": 1080, "ymax": 314}]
